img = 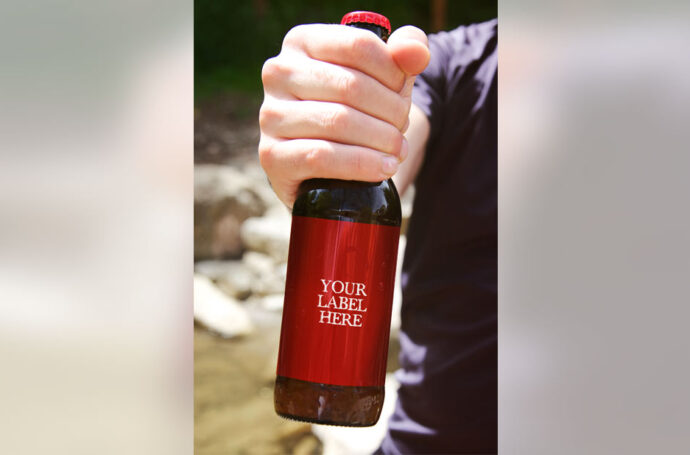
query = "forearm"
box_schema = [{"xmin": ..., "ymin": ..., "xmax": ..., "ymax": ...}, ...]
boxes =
[{"xmin": 393, "ymin": 103, "xmax": 430, "ymax": 196}]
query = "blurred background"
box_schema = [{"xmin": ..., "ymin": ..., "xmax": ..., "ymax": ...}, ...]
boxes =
[
  {"xmin": 193, "ymin": 1, "xmax": 495, "ymax": 454},
  {"xmin": 195, "ymin": 0, "xmax": 496, "ymax": 101},
  {"xmin": 0, "ymin": 1, "xmax": 193, "ymax": 454},
  {"xmin": 2, "ymin": 0, "xmax": 688, "ymax": 453}
]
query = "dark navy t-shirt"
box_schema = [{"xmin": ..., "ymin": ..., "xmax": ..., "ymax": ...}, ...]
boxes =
[{"xmin": 379, "ymin": 19, "xmax": 497, "ymax": 454}]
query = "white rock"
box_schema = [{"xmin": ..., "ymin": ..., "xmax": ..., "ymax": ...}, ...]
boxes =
[
  {"xmin": 259, "ymin": 294, "xmax": 285, "ymax": 312},
  {"xmin": 241, "ymin": 251, "xmax": 285, "ymax": 296},
  {"xmin": 275, "ymin": 262, "xmax": 287, "ymax": 280},
  {"xmin": 240, "ymin": 214, "xmax": 291, "ymax": 262},
  {"xmin": 194, "ymin": 164, "xmax": 267, "ymax": 260},
  {"xmin": 241, "ymin": 163, "xmax": 285, "ymax": 210},
  {"xmin": 194, "ymin": 274, "xmax": 253, "ymax": 338},
  {"xmin": 195, "ymin": 165, "xmax": 264, "ymax": 219},
  {"xmin": 264, "ymin": 203, "xmax": 291, "ymax": 218},
  {"xmin": 194, "ymin": 260, "xmax": 255, "ymax": 300},
  {"xmin": 400, "ymin": 184, "xmax": 415, "ymax": 236},
  {"xmin": 252, "ymin": 272, "xmax": 286, "ymax": 296},
  {"xmin": 312, "ymin": 374, "xmax": 399, "ymax": 455},
  {"xmin": 390, "ymin": 236, "xmax": 406, "ymax": 334},
  {"xmin": 242, "ymin": 251, "xmax": 276, "ymax": 276}
]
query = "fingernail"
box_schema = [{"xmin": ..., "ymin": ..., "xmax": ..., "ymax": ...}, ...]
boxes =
[
  {"xmin": 382, "ymin": 156, "xmax": 399, "ymax": 175},
  {"xmin": 400, "ymin": 138, "xmax": 409, "ymax": 161}
]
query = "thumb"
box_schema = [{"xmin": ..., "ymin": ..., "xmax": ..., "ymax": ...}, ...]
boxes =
[{"xmin": 387, "ymin": 26, "xmax": 430, "ymax": 77}]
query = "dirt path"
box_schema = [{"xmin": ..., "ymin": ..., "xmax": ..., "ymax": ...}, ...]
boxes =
[
  {"xmin": 194, "ymin": 323, "xmax": 322, "ymax": 454},
  {"xmin": 195, "ymin": 93, "xmax": 261, "ymax": 167}
]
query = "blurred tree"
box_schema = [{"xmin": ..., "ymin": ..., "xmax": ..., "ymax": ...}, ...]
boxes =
[
  {"xmin": 195, "ymin": 0, "xmax": 496, "ymax": 100},
  {"xmin": 431, "ymin": 0, "xmax": 447, "ymax": 32}
]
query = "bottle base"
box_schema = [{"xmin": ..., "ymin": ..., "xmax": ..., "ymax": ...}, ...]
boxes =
[
  {"xmin": 275, "ymin": 410, "xmax": 378, "ymax": 427},
  {"xmin": 274, "ymin": 375, "xmax": 384, "ymax": 427}
]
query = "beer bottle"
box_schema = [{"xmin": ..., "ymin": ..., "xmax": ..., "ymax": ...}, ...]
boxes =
[{"xmin": 274, "ymin": 11, "xmax": 401, "ymax": 426}]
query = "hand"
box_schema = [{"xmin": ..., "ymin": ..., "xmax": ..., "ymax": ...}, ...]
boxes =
[{"xmin": 258, "ymin": 23, "xmax": 430, "ymax": 208}]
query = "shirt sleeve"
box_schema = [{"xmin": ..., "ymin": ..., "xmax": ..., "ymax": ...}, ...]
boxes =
[{"xmin": 411, "ymin": 27, "xmax": 470, "ymax": 149}]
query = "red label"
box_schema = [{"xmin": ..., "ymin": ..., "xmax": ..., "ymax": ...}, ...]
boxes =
[{"xmin": 277, "ymin": 215, "xmax": 400, "ymax": 387}]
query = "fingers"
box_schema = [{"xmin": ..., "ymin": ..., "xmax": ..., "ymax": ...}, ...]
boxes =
[
  {"xmin": 258, "ymin": 23, "xmax": 429, "ymax": 208},
  {"xmin": 259, "ymin": 138, "xmax": 405, "ymax": 204},
  {"xmin": 284, "ymin": 24, "xmax": 406, "ymax": 92},
  {"xmin": 387, "ymin": 26, "xmax": 430, "ymax": 76},
  {"xmin": 388, "ymin": 26, "xmax": 431, "ymax": 100},
  {"xmin": 259, "ymin": 138, "xmax": 405, "ymax": 208},
  {"xmin": 263, "ymin": 56, "xmax": 409, "ymax": 130},
  {"xmin": 259, "ymin": 99, "xmax": 405, "ymax": 157}
]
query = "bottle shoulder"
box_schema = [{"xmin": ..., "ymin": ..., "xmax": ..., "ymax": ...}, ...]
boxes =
[{"xmin": 292, "ymin": 178, "xmax": 401, "ymax": 227}]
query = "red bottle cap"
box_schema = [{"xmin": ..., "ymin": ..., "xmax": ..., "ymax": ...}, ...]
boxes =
[{"xmin": 340, "ymin": 11, "xmax": 391, "ymax": 35}]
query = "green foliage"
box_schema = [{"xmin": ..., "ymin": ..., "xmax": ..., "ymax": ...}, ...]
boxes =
[
  {"xmin": 195, "ymin": 0, "xmax": 496, "ymax": 101},
  {"xmin": 195, "ymin": 64, "xmax": 263, "ymax": 102}
]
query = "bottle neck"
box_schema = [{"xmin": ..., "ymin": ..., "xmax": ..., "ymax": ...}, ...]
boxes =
[{"xmin": 346, "ymin": 22, "xmax": 389, "ymax": 42}]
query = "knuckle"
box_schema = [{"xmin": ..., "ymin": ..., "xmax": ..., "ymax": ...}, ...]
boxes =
[
  {"xmin": 261, "ymin": 57, "xmax": 278, "ymax": 86},
  {"xmin": 349, "ymin": 33, "xmax": 376, "ymax": 60},
  {"xmin": 258, "ymin": 102, "xmax": 281, "ymax": 131},
  {"xmin": 303, "ymin": 143, "xmax": 328, "ymax": 173},
  {"xmin": 261, "ymin": 56, "xmax": 290, "ymax": 87},
  {"xmin": 283, "ymin": 24, "xmax": 307, "ymax": 48},
  {"xmin": 257, "ymin": 139, "xmax": 275, "ymax": 171},
  {"xmin": 335, "ymin": 72, "xmax": 357, "ymax": 101},
  {"xmin": 323, "ymin": 105, "xmax": 350, "ymax": 131}
]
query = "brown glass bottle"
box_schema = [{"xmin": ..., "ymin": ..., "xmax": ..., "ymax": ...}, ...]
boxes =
[{"xmin": 274, "ymin": 12, "xmax": 401, "ymax": 427}]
